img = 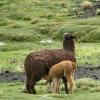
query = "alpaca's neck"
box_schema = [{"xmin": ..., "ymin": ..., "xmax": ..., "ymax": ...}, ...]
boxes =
[{"xmin": 63, "ymin": 39, "xmax": 75, "ymax": 54}]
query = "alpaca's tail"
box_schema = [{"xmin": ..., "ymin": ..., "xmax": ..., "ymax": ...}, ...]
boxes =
[
  {"xmin": 24, "ymin": 54, "xmax": 33, "ymax": 76},
  {"xmin": 72, "ymin": 62, "xmax": 77, "ymax": 72}
]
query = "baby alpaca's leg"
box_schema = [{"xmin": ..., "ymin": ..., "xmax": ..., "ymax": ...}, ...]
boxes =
[
  {"xmin": 56, "ymin": 78, "xmax": 60, "ymax": 93},
  {"xmin": 67, "ymin": 74, "xmax": 75, "ymax": 94},
  {"xmin": 62, "ymin": 76, "xmax": 68, "ymax": 94},
  {"xmin": 52, "ymin": 78, "xmax": 58, "ymax": 93},
  {"xmin": 57, "ymin": 78, "xmax": 61, "ymax": 93}
]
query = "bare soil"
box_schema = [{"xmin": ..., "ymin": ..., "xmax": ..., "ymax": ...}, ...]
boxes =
[{"xmin": 0, "ymin": 65, "xmax": 100, "ymax": 82}]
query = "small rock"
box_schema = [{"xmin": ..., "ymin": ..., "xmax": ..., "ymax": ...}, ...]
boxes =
[
  {"xmin": 5, "ymin": 71, "xmax": 9, "ymax": 74},
  {"xmin": 12, "ymin": 77, "xmax": 18, "ymax": 80},
  {"xmin": 92, "ymin": 75, "xmax": 98, "ymax": 79}
]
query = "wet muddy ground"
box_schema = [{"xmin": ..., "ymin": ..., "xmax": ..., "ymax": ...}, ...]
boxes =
[{"xmin": 0, "ymin": 65, "xmax": 100, "ymax": 82}]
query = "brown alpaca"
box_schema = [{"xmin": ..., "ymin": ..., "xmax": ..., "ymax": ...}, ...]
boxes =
[
  {"xmin": 24, "ymin": 33, "xmax": 76, "ymax": 94},
  {"xmin": 49, "ymin": 61, "xmax": 76, "ymax": 94}
]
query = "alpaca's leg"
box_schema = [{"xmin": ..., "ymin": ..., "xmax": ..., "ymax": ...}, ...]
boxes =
[
  {"xmin": 56, "ymin": 78, "xmax": 60, "ymax": 93},
  {"xmin": 51, "ymin": 78, "xmax": 56, "ymax": 93},
  {"xmin": 26, "ymin": 78, "xmax": 30, "ymax": 93},
  {"xmin": 25, "ymin": 73, "xmax": 31, "ymax": 93},
  {"xmin": 25, "ymin": 72, "xmax": 36, "ymax": 94},
  {"xmin": 29, "ymin": 78, "xmax": 36, "ymax": 94},
  {"xmin": 62, "ymin": 76, "xmax": 68, "ymax": 94},
  {"xmin": 55, "ymin": 78, "xmax": 59, "ymax": 93},
  {"xmin": 69, "ymin": 77, "xmax": 75, "ymax": 94},
  {"xmin": 51, "ymin": 81, "xmax": 54, "ymax": 93},
  {"xmin": 55, "ymin": 78, "xmax": 58, "ymax": 93},
  {"xmin": 51, "ymin": 78, "xmax": 54, "ymax": 93},
  {"xmin": 52, "ymin": 78, "xmax": 58, "ymax": 93},
  {"xmin": 67, "ymin": 74, "xmax": 75, "ymax": 94}
]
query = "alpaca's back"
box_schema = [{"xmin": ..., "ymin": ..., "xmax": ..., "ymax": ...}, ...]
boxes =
[
  {"xmin": 49, "ymin": 61, "xmax": 76, "ymax": 78},
  {"xmin": 25, "ymin": 49, "xmax": 75, "ymax": 74},
  {"xmin": 49, "ymin": 61, "xmax": 64, "ymax": 78},
  {"xmin": 64, "ymin": 61, "xmax": 76, "ymax": 73}
]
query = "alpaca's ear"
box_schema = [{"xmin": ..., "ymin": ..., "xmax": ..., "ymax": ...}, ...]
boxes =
[
  {"xmin": 63, "ymin": 32, "xmax": 75, "ymax": 40},
  {"xmin": 63, "ymin": 33, "xmax": 69, "ymax": 38}
]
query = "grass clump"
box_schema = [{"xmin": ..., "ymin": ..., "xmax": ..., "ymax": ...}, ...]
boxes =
[
  {"xmin": 7, "ymin": 22, "xmax": 23, "ymax": 28},
  {"xmin": 76, "ymin": 78, "xmax": 100, "ymax": 92},
  {"xmin": 90, "ymin": 86, "xmax": 100, "ymax": 92},
  {"xmin": 80, "ymin": 1, "xmax": 93, "ymax": 9},
  {"xmin": 76, "ymin": 78, "xmax": 97, "ymax": 89},
  {"xmin": 0, "ymin": 27, "xmax": 44, "ymax": 42},
  {"xmin": 0, "ymin": 18, "xmax": 10, "ymax": 26},
  {"xmin": 30, "ymin": 17, "xmax": 39, "ymax": 24},
  {"xmin": 0, "ymin": 32, "xmax": 40, "ymax": 42},
  {"xmin": 96, "ymin": 9, "xmax": 100, "ymax": 15},
  {"xmin": 80, "ymin": 28, "xmax": 100, "ymax": 42},
  {"xmin": 23, "ymin": 16, "xmax": 31, "ymax": 21},
  {"xmin": 7, "ymin": 12, "xmax": 25, "ymax": 20}
]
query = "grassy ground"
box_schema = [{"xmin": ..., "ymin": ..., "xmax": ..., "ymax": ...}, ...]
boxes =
[
  {"xmin": 0, "ymin": 42, "xmax": 100, "ymax": 71},
  {"xmin": 0, "ymin": 78, "xmax": 100, "ymax": 100}
]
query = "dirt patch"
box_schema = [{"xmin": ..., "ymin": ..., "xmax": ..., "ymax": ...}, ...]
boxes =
[
  {"xmin": 0, "ymin": 65, "xmax": 100, "ymax": 82},
  {"xmin": 76, "ymin": 65, "xmax": 100, "ymax": 80},
  {"xmin": 0, "ymin": 71, "xmax": 25, "ymax": 83}
]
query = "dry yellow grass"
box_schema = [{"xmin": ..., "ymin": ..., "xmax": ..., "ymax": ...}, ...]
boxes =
[{"xmin": 80, "ymin": 1, "xmax": 93, "ymax": 9}]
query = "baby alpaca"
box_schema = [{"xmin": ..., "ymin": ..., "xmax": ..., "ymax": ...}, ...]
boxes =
[{"xmin": 49, "ymin": 61, "xmax": 76, "ymax": 94}]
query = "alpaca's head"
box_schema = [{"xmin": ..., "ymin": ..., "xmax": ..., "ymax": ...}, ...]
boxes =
[
  {"xmin": 63, "ymin": 33, "xmax": 75, "ymax": 54},
  {"xmin": 63, "ymin": 33, "xmax": 75, "ymax": 40}
]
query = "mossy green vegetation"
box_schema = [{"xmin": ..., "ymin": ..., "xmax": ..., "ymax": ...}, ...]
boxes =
[{"xmin": 0, "ymin": 0, "xmax": 100, "ymax": 42}]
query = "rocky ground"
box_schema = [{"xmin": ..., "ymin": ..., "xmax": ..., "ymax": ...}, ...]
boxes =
[{"xmin": 0, "ymin": 65, "xmax": 100, "ymax": 83}]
